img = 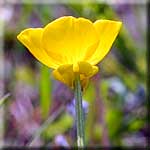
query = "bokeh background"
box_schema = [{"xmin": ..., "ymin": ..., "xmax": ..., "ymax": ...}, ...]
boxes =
[{"xmin": 0, "ymin": 1, "xmax": 148, "ymax": 147}]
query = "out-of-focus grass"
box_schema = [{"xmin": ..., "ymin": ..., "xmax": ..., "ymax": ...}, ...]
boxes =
[
  {"xmin": 42, "ymin": 112, "xmax": 74, "ymax": 140},
  {"xmin": 0, "ymin": 94, "xmax": 10, "ymax": 106},
  {"xmin": 40, "ymin": 64, "xmax": 52, "ymax": 119}
]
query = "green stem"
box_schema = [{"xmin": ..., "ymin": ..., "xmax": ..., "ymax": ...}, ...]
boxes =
[{"xmin": 74, "ymin": 74, "xmax": 85, "ymax": 147}]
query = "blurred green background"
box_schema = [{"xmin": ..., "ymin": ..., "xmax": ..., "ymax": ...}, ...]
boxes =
[{"xmin": 0, "ymin": 2, "xmax": 147, "ymax": 147}]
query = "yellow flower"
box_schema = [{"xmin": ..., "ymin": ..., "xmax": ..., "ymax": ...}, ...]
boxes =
[{"xmin": 17, "ymin": 16, "xmax": 122, "ymax": 89}]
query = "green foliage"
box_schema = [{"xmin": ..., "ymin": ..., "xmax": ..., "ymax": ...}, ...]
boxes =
[
  {"xmin": 43, "ymin": 113, "xmax": 73, "ymax": 140},
  {"xmin": 106, "ymin": 108, "xmax": 123, "ymax": 140},
  {"xmin": 84, "ymin": 83, "xmax": 96, "ymax": 142},
  {"xmin": 83, "ymin": 82, "xmax": 95, "ymax": 103},
  {"xmin": 93, "ymin": 123, "xmax": 102, "ymax": 141},
  {"xmin": 15, "ymin": 66, "xmax": 34, "ymax": 85},
  {"xmin": 128, "ymin": 119, "xmax": 144, "ymax": 132}
]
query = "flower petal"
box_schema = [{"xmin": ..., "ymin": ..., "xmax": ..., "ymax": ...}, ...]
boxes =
[
  {"xmin": 78, "ymin": 61, "xmax": 99, "ymax": 77},
  {"xmin": 17, "ymin": 28, "xmax": 58, "ymax": 69},
  {"xmin": 88, "ymin": 20, "xmax": 122, "ymax": 65},
  {"xmin": 52, "ymin": 61, "xmax": 99, "ymax": 89},
  {"xmin": 52, "ymin": 64, "xmax": 75, "ymax": 88},
  {"xmin": 42, "ymin": 16, "xmax": 98, "ymax": 64}
]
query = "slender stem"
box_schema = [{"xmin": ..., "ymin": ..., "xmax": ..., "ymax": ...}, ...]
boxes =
[
  {"xmin": 74, "ymin": 74, "xmax": 85, "ymax": 147},
  {"xmin": 27, "ymin": 105, "xmax": 65, "ymax": 146}
]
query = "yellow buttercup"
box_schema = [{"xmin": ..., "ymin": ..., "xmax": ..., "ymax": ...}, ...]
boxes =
[{"xmin": 17, "ymin": 16, "xmax": 122, "ymax": 89}]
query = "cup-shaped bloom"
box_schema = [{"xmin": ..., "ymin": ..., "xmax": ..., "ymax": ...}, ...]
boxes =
[{"xmin": 17, "ymin": 16, "xmax": 122, "ymax": 88}]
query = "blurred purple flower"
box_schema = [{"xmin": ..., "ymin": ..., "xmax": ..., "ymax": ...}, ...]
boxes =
[
  {"xmin": 114, "ymin": 4, "xmax": 141, "ymax": 41},
  {"xmin": 51, "ymin": 82, "xmax": 73, "ymax": 114},
  {"xmin": 113, "ymin": 4, "xmax": 146, "ymax": 48},
  {"xmin": 10, "ymin": 96, "xmax": 33, "ymax": 122},
  {"xmin": 52, "ymin": 5, "xmax": 72, "ymax": 18},
  {"xmin": 108, "ymin": 77, "xmax": 126, "ymax": 96},
  {"xmin": 135, "ymin": 85, "xmax": 145, "ymax": 101},
  {"xmin": 0, "ymin": 5, "xmax": 13, "ymax": 22},
  {"xmin": 9, "ymin": 82, "xmax": 40, "ymax": 145},
  {"xmin": 122, "ymin": 132, "xmax": 147, "ymax": 146},
  {"xmin": 125, "ymin": 85, "xmax": 145, "ymax": 111},
  {"xmin": 29, "ymin": 12, "xmax": 42, "ymax": 28},
  {"xmin": 54, "ymin": 134, "xmax": 69, "ymax": 147}
]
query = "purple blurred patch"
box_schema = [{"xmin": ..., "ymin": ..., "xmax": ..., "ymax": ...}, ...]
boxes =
[
  {"xmin": 66, "ymin": 98, "xmax": 89, "ymax": 118},
  {"xmin": 54, "ymin": 134, "xmax": 69, "ymax": 147}
]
